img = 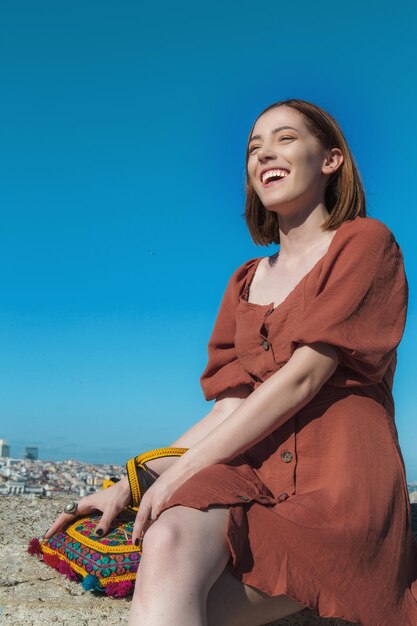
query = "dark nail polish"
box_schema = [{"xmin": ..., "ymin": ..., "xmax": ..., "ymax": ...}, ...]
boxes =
[
  {"xmin": 134, "ymin": 538, "xmax": 139, "ymax": 546},
  {"xmin": 96, "ymin": 528, "xmax": 103, "ymax": 536}
]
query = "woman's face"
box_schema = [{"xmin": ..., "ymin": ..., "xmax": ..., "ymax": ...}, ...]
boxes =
[{"xmin": 247, "ymin": 106, "xmax": 336, "ymax": 215}]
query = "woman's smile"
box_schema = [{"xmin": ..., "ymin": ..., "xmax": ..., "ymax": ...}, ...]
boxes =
[{"xmin": 261, "ymin": 172, "xmax": 290, "ymax": 189}]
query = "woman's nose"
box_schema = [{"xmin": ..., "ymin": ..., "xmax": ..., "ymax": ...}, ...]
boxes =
[{"xmin": 256, "ymin": 144, "xmax": 276, "ymax": 161}]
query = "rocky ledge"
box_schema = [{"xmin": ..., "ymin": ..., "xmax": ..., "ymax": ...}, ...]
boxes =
[{"xmin": 1, "ymin": 495, "xmax": 416, "ymax": 625}]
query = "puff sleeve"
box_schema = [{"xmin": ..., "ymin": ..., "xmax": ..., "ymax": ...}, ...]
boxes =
[
  {"xmin": 289, "ymin": 219, "xmax": 408, "ymax": 386},
  {"xmin": 200, "ymin": 261, "xmax": 256, "ymax": 401}
]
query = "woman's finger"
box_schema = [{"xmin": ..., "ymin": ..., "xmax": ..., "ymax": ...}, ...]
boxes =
[
  {"xmin": 131, "ymin": 502, "xmax": 154, "ymax": 547},
  {"xmin": 42, "ymin": 512, "xmax": 76, "ymax": 540},
  {"xmin": 94, "ymin": 505, "xmax": 119, "ymax": 537},
  {"xmin": 43, "ymin": 500, "xmax": 100, "ymax": 540}
]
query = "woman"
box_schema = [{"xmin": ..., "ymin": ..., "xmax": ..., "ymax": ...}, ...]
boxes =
[{"xmin": 44, "ymin": 99, "xmax": 417, "ymax": 625}]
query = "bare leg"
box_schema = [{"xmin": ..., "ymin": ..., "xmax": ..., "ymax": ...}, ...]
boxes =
[
  {"xmin": 127, "ymin": 504, "xmax": 306, "ymax": 626},
  {"xmin": 127, "ymin": 505, "xmax": 230, "ymax": 626},
  {"xmin": 207, "ymin": 561, "xmax": 306, "ymax": 626}
]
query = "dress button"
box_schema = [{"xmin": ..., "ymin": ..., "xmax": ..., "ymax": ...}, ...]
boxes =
[
  {"xmin": 236, "ymin": 495, "xmax": 250, "ymax": 501},
  {"xmin": 281, "ymin": 451, "xmax": 293, "ymax": 463},
  {"xmin": 262, "ymin": 339, "xmax": 270, "ymax": 351},
  {"xmin": 277, "ymin": 492, "xmax": 289, "ymax": 503}
]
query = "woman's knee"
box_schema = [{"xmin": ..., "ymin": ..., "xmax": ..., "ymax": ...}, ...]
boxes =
[
  {"xmin": 141, "ymin": 515, "xmax": 183, "ymax": 554},
  {"xmin": 140, "ymin": 505, "xmax": 231, "ymax": 582},
  {"xmin": 141, "ymin": 505, "xmax": 207, "ymax": 553}
]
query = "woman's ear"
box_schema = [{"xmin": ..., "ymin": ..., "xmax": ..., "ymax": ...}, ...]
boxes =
[{"xmin": 322, "ymin": 147, "xmax": 344, "ymax": 176}]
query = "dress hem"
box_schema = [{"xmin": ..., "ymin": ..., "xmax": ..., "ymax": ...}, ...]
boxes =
[
  {"xmin": 225, "ymin": 505, "xmax": 362, "ymax": 626},
  {"xmin": 158, "ymin": 498, "xmax": 363, "ymax": 625}
]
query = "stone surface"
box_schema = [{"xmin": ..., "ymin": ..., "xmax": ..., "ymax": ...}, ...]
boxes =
[{"xmin": 1, "ymin": 495, "xmax": 416, "ymax": 625}]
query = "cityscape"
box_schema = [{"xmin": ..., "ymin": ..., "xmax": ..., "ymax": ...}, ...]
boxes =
[
  {"xmin": 0, "ymin": 438, "xmax": 125, "ymax": 499},
  {"xmin": 1, "ymin": 437, "xmax": 417, "ymax": 503}
]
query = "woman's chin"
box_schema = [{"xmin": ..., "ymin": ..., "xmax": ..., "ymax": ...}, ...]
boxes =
[{"xmin": 261, "ymin": 198, "xmax": 292, "ymax": 213}]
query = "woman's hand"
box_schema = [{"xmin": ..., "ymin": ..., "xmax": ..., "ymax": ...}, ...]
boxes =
[
  {"xmin": 42, "ymin": 477, "xmax": 132, "ymax": 540},
  {"xmin": 131, "ymin": 461, "xmax": 196, "ymax": 547}
]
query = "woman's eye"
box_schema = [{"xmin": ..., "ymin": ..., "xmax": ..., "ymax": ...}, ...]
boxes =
[{"xmin": 249, "ymin": 137, "xmax": 294, "ymax": 153}]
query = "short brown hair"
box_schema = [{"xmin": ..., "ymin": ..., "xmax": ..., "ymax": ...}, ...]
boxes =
[{"xmin": 244, "ymin": 98, "xmax": 366, "ymax": 246}]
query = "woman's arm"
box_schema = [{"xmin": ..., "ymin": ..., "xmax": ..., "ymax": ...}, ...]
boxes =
[
  {"xmin": 173, "ymin": 342, "xmax": 338, "ymax": 476},
  {"xmin": 44, "ymin": 389, "xmax": 254, "ymax": 541},
  {"xmin": 127, "ymin": 341, "xmax": 336, "ymax": 496},
  {"xmin": 143, "ymin": 384, "xmax": 254, "ymax": 475},
  {"xmin": 130, "ymin": 342, "xmax": 339, "ymax": 541},
  {"xmin": 170, "ymin": 384, "xmax": 254, "ymax": 447}
]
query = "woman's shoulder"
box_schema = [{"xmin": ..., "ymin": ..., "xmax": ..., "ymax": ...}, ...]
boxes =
[
  {"xmin": 227, "ymin": 217, "xmax": 397, "ymax": 287},
  {"xmin": 230, "ymin": 257, "xmax": 262, "ymax": 283},
  {"xmin": 337, "ymin": 215, "xmax": 397, "ymax": 250},
  {"xmin": 222, "ymin": 256, "xmax": 262, "ymax": 300}
]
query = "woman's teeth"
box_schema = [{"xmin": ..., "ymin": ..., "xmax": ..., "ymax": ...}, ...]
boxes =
[{"xmin": 261, "ymin": 169, "xmax": 290, "ymax": 186}]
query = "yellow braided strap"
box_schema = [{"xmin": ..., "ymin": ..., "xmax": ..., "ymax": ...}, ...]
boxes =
[
  {"xmin": 134, "ymin": 446, "xmax": 188, "ymax": 467},
  {"xmin": 126, "ymin": 457, "xmax": 141, "ymax": 508},
  {"xmin": 102, "ymin": 478, "xmax": 117, "ymax": 490},
  {"xmin": 126, "ymin": 446, "xmax": 189, "ymax": 508}
]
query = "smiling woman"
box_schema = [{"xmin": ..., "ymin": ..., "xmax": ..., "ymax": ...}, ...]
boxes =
[
  {"xmin": 244, "ymin": 100, "xmax": 364, "ymax": 247},
  {"xmin": 37, "ymin": 99, "xmax": 417, "ymax": 626}
]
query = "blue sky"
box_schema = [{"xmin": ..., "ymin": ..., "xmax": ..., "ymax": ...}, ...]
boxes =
[{"xmin": 1, "ymin": 1, "xmax": 416, "ymax": 480}]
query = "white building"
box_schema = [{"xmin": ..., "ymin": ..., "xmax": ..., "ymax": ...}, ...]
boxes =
[{"xmin": 0, "ymin": 439, "xmax": 10, "ymax": 458}]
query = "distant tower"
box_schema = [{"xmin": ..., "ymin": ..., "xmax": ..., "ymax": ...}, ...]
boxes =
[
  {"xmin": 0, "ymin": 439, "xmax": 10, "ymax": 458},
  {"xmin": 24, "ymin": 446, "xmax": 38, "ymax": 460}
]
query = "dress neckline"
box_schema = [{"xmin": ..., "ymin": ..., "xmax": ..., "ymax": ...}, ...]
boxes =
[{"xmin": 241, "ymin": 220, "xmax": 347, "ymax": 314}]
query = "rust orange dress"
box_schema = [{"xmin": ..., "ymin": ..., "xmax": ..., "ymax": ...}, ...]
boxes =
[{"xmin": 158, "ymin": 215, "xmax": 417, "ymax": 625}]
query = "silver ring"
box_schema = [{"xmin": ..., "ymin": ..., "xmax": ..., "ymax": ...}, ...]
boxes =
[{"xmin": 63, "ymin": 500, "xmax": 79, "ymax": 515}]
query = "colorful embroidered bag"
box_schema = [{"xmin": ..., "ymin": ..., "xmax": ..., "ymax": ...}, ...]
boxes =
[
  {"xmin": 28, "ymin": 493, "xmax": 139, "ymax": 597},
  {"xmin": 27, "ymin": 447, "xmax": 188, "ymax": 597}
]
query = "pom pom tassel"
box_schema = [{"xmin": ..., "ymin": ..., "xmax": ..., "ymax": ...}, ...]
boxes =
[
  {"xmin": 81, "ymin": 573, "xmax": 105, "ymax": 593},
  {"xmin": 56, "ymin": 559, "xmax": 79, "ymax": 581},
  {"xmin": 27, "ymin": 537, "xmax": 42, "ymax": 557},
  {"xmin": 43, "ymin": 552, "xmax": 60, "ymax": 569},
  {"xmin": 105, "ymin": 580, "xmax": 135, "ymax": 597},
  {"xmin": 30, "ymin": 546, "xmax": 79, "ymax": 583}
]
